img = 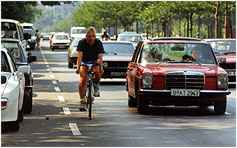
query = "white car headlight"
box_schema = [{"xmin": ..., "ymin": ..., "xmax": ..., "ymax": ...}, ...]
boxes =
[
  {"xmin": 217, "ymin": 73, "xmax": 228, "ymax": 89},
  {"xmin": 103, "ymin": 62, "xmax": 108, "ymax": 67},
  {"xmin": 142, "ymin": 71, "xmax": 153, "ymax": 88}
]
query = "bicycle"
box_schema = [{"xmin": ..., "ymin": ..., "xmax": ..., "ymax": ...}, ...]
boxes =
[{"xmin": 81, "ymin": 63, "xmax": 98, "ymax": 120}]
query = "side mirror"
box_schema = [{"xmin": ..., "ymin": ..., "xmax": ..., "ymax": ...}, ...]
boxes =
[
  {"xmin": 24, "ymin": 33, "xmax": 31, "ymax": 40},
  {"xmin": 17, "ymin": 65, "xmax": 28, "ymax": 79},
  {"xmin": 1, "ymin": 76, "xmax": 7, "ymax": 84},
  {"xmin": 218, "ymin": 58, "xmax": 226, "ymax": 64},
  {"xmin": 27, "ymin": 56, "xmax": 37, "ymax": 63}
]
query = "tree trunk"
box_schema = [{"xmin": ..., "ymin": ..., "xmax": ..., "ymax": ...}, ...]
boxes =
[
  {"xmin": 197, "ymin": 15, "xmax": 201, "ymax": 38},
  {"xmin": 214, "ymin": 2, "xmax": 220, "ymax": 38},
  {"xmin": 190, "ymin": 12, "xmax": 193, "ymax": 37},
  {"xmin": 186, "ymin": 14, "xmax": 189, "ymax": 37},
  {"xmin": 167, "ymin": 15, "xmax": 172, "ymax": 37},
  {"xmin": 229, "ymin": 12, "xmax": 233, "ymax": 38},
  {"xmin": 136, "ymin": 19, "xmax": 139, "ymax": 34}
]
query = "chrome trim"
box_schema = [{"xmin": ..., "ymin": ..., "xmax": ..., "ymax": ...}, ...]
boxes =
[{"xmin": 139, "ymin": 89, "xmax": 231, "ymax": 95}]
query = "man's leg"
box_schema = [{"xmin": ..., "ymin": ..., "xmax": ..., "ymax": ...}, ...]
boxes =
[
  {"xmin": 93, "ymin": 66, "xmax": 101, "ymax": 97},
  {"xmin": 79, "ymin": 66, "xmax": 88, "ymax": 111}
]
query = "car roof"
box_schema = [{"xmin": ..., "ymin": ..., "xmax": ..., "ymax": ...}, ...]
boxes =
[
  {"xmin": 143, "ymin": 37, "xmax": 208, "ymax": 44},
  {"xmin": 204, "ymin": 38, "xmax": 236, "ymax": 41},
  {"xmin": 102, "ymin": 41, "xmax": 134, "ymax": 44},
  {"xmin": 1, "ymin": 38, "xmax": 20, "ymax": 43},
  {"xmin": 1, "ymin": 18, "xmax": 20, "ymax": 24}
]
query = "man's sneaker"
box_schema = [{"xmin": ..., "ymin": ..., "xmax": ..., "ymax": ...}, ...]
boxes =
[
  {"xmin": 79, "ymin": 99, "xmax": 86, "ymax": 111},
  {"xmin": 93, "ymin": 83, "xmax": 100, "ymax": 97}
]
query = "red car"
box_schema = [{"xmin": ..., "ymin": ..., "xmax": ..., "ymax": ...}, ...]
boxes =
[
  {"xmin": 126, "ymin": 37, "xmax": 231, "ymax": 114},
  {"xmin": 205, "ymin": 39, "xmax": 236, "ymax": 85}
]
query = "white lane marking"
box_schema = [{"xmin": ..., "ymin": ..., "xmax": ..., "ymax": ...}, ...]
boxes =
[
  {"xmin": 46, "ymin": 65, "xmax": 50, "ymax": 68},
  {"xmin": 55, "ymin": 87, "xmax": 61, "ymax": 92},
  {"xmin": 47, "ymin": 68, "xmax": 51, "ymax": 71},
  {"xmin": 225, "ymin": 112, "xmax": 231, "ymax": 115},
  {"xmin": 52, "ymin": 80, "xmax": 58, "ymax": 85},
  {"xmin": 58, "ymin": 96, "xmax": 65, "ymax": 102},
  {"xmin": 49, "ymin": 71, "xmax": 52, "ymax": 74},
  {"xmin": 63, "ymin": 107, "xmax": 71, "ymax": 115},
  {"xmin": 50, "ymin": 75, "xmax": 54, "ymax": 78},
  {"xmin": 69, "ymin": 123, "xmax": 81, "ymax": 136}
]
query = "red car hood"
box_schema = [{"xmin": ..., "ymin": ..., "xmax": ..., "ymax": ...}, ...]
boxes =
[
  {"xmin": 103, "ymin": 54, "xmax": 132, "ymax": 62},
  {"xmin": 216, "ymin": 54, "xmax": 236, "ymax": 63},
  {"xmin": 144, "ymin": 64, "xmax": 225, "ymax": 76}
]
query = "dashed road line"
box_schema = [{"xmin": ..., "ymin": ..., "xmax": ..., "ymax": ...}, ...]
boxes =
[
  {"xmin": 63, "ymin": 107, "xmax": 71, "ymax": 115},
  {"xmin": 58, "ymin": 96, "xmax": 65, "ymax": 102},
  {"xmin": 69, "ymin": 123, "xmax": 82, "ymax": 136},
  {"xmin": 55, "ymin": 87, "xmax": 61, "ymax": 92},
  {"xmin": 46, "ymin": 65, "xmax": 50, "ymax": 68},
  {"xmin": 52, "ymin": 80, "xmax": 58, "ymax": 85}
]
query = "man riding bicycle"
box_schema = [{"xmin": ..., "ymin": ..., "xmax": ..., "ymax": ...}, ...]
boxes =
[{"xmin": 76, "ymin": 27, "xmax": 104, "ymax": 111}]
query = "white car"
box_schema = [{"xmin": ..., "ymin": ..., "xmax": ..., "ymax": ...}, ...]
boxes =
[
  {"xmin": 67, "ymin": 38, "xmax": 82, "ymax": 68},
  {"xmin": 70, "ymin": 27, "xmax": 86, "ymax": 40},
  {"xmin": 117, "ymin": 33, "xmax": 143, "ymax": 48},
  {"xmin": 1, "ymin": 38, "xmax": 37, "ymax": 113},
  {"xmin": 50, "ymin": 33, "xmax": 70, "ymax": 51},
  {"xmin": 1, "ymin": 48, "xmax": 26, "ymax": 131}
]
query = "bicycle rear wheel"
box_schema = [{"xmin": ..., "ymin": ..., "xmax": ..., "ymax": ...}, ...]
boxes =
[{"xmin": 87, "ymin": 81, "xmax": 92, "ymax": 120}]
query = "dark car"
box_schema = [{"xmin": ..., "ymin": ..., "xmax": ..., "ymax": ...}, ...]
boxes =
[
  {"xmin": 205, "ymin": 39, "xmax": 236, "ymax": 85},
  {"xmin": 1, "ymin": 38, "xmax": 37, "ymax": 113},
  {"xmin": 23, "ymin": 28, "xmax": 36, "ymax": 50},
  {"xmin": 126, "ymin": 37, "xmax": 231, "ymax": 114},
  {"xmin": 102, "ymin": 41, "xmax": 135, "ymax": 78}
]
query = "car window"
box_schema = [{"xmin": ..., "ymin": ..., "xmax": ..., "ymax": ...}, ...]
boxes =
[
  {"xmin": 72, "ymin": 39, "xmax": 81, "ymax": 47},
  {"xmin": 72, "ymin": 29, "xmax": 86, "ymax": 34},
  {"xmin": 1, "ymin": 51, "xmax": 11, "ymax": 72},
  {"xmin": 140, "ymin": 43, "xmax": 216, "ymax": 65},
  {"xmin": 118, "ymin": 35, "xmax": 143, "ymax": 42},
  {"xmin": 1, "ymin": 22, "xmax": 18, "ymax": 39},
  {"xmin": 1, "ymin": 41, "xmax": 24, "ymax": 63},
  {"xmin": 55, "ymin": 35, "xmax": 69, "ymax": 40},
  {"xmin": 103, "ymin": 43, "xmax": 135, "ymax": 55},
  {"xmin": 208, "ymin": 40, "xmax": 236, "ymax": 54},
  {"xmin": 24, "ymin": 29, "xmax": 35, "ymax": 36}
]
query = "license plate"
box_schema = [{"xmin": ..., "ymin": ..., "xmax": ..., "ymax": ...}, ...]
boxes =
[
  {"xmin": 171, "ymin": 89, "xmax": 200, "ymax": 97},
  {"xmin": 111, "ymin": 72, "xmax": 126, "ymax": 76}
]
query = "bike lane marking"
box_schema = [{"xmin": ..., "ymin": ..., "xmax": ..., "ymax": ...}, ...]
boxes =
[
  {"xmin": 63, "ymin": 107, "xmax": 71, "ymax": 115},
  {"xmin": 52, "ymin": 80, "xmax": 57, "ymax": 85},
  {"xmin": 58, "ymin": 96, "xmax": 65, "ymax": 102},
  {"xmin": 69, "ymin": 123, "xmax": 82, "ymax": 136},
  {"xmin": 55, "ymin": 87, "xmax": 61, "ymax": 92}
]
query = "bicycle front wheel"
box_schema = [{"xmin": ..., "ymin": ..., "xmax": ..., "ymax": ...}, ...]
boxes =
[{"xmin": 87, "ymin": 81, "xmax": 92, "ymax": 120}]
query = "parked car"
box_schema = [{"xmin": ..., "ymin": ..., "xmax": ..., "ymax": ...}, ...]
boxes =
[
  {"xmin": 102, "ymin": 41, "xmax": 135, "ymax": 78},
  {"xmin": 23, "ymin": 28, "xmax": 36, "ymax": 50},
  {"xmin": 1, "ymin": 47, "xmax": 26, "ymax": 131},
  {"xmin": 117, "ymin": 33, "xmax": 143, "ymax": 48},
  {"xmin": 67, "ymin": 38, "xmax": 82, "ymax": 68},
  {"xmin": 205, "ymin": 39, "xmax": 236, "ymax": 85},
  {"xmin": 42, "ymin": 32, "xmax": 51, "ymax": 41},
  {"xmin": 126, "ymin": 37, "xmax": 231, "ymax": 114},
  {"xmin": 1, "ymin": 19, "xmax": 27, "ymax": 50},
  {"xmin": 50, "ymin": 33, "xmax": 70, "ymax": 51},
  {"xmin": 1, "ymin": 38, "xmax": 37, "ymax": 113}
]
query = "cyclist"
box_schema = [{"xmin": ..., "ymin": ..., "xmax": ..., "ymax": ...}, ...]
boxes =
[
  {"xmin": 76, "ymin": 27, "xmax": 105, "ymax": 111},
  {"xmin": 101, "ymin": 30, "xmax": 110, "ymax": 41}
]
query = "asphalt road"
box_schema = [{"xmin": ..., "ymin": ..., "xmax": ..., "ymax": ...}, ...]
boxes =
[{"xmin": 1, "ymin": 40, "xmax": 236, "ymax": 147}]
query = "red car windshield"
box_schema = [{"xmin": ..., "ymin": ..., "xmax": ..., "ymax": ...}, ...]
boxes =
[{"xmin": 140, "ymin": 43, "xmax": 216, "ymax": 65}]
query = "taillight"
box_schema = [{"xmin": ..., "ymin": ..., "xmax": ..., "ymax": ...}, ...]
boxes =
[{"xmin": 1, "ymin": 98, "xmax": 8, "ymax": 110}]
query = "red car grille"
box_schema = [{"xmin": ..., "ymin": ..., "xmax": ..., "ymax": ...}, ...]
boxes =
[{"xmin": 165, "ymin": 73, "xmax": 205, "ymax": 90}]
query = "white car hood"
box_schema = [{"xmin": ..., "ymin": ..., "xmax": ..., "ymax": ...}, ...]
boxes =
[{"xmin": 1, "ymin": 73, "xmax": 11, "ymax": 96}]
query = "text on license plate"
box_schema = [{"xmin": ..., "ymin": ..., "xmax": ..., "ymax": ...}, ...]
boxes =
[{"xmin": 171, "ymin": 89, "xmax": 200, "ymax": 97}]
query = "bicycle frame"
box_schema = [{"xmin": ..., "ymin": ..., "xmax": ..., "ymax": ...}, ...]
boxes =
[{"xmin": 85, "ymin": 64, "xmax": 94, "ymax": 120}]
